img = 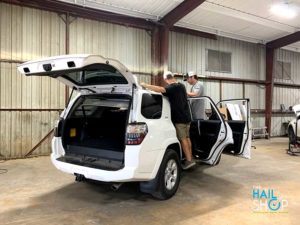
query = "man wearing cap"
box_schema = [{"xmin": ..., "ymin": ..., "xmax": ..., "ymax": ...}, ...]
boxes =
[
  {"xmin": 186, "ymin": 71, "xmax": 206, "ymax": 120},
  {"xmin": 140, "ymin": 71, "xmax": 196, "ymax": 170}
]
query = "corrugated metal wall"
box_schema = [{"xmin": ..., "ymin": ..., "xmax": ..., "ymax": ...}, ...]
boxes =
[
  {"xmin": 0, "ymin": 2, "xmax": 152, "ymax": 159},
  {"xmin": 0, "ymin": 3, "xmax": 66, "ymax": 159},
  {"xmin": 169, "ymin": 32, "xmax": 265, "ymax": 80},
  {"xmin": 169, "ymin": 32, "xmax": 266, "ymax": 101},
  {"xmin": 271, "ymin": 49, "xmax": 300, "ymax": 136},
  {"xmin": 2, "ymin": 3, "xmax": 300, "ymax": 158},
  {"xmin": 169, "ymin": 32, "xmax": 300, "ymax": 136},
  {"xmin": 69, "ymin": 17, "xmax": 152, "ymax": 83},
  {"xmin": 169, "ymin": 32, "xmax": 266, "ymax": 130}
]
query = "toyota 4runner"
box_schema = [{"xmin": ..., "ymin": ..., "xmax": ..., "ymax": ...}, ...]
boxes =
[{"xmin": 18, "ymin": 54, "xmax": 251, "ymax": 200}]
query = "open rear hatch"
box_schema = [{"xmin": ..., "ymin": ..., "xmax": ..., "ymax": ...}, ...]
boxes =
[
  {"xmin": 18, "ymin": 54, "xmax": 138, "ymax": 170},
  {"xmin": 58, "ymin": 94, "xmax": 131, "ymax": 171},
  {"xmin": 17, "ymin": 54, "xmax": 137, "ymax": 94}
]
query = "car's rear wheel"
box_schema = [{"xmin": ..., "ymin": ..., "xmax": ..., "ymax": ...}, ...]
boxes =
[{"xmin": 153, "ymin": 149, "xmax": 181, "ymax": 200}]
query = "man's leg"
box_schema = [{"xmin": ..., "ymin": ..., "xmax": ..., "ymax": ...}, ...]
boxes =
[
  {"xmin": 187, "ymin": 138, "xmax": 192, "ymax": 156},
  {"xmin": 175, "ymin": 123, "xmax": 195, "ymax": 166},
  {"xmin": 180, "ymin": 138, "xmax": 192, "ymax": 161}
]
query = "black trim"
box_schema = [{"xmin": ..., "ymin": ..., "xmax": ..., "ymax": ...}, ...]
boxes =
[
  {"xmin": 216, "ymin": 98, "xmax": 250, "ymax": 105},
  {"xmin": 66, "ymin": 145, "xmax": 124, "ymax": 161},
  {"xmin": 57, "ymin": 153, "xmax": 124, "ymax": 171}
]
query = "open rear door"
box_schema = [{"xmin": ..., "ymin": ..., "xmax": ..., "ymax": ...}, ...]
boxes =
[
  {"xmin": 217, "ymin": 99, "xmax": 251, "ymax": 159},
  {"xmin": 188, "ymin": 96, "xmax": 233, "ymax": 165},
  {"xmin": 17, "ymin": 54, "xmax": 137, "ymax": 95}
]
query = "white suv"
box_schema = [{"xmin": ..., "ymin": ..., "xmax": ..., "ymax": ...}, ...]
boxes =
[{"xmin": 18, "ymin": 55, "xmax": 251, "ymax": 199}]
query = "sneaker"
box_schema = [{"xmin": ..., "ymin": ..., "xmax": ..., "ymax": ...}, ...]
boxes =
[{"xmin": 182, "ymin": 160, "xmax": 196, "ymax": 170}]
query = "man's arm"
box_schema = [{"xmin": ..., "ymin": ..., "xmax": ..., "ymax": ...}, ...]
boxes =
[
  {"xmin": 187, "ymin": 83, "xmax": 202, "ymax": 97},
  {"xmin": 140, "ymin": 82, "xmax": 166, "ymax": 93},
  {"xmin": 187, "ymin": 92, "xmax": 198, "ymax": 97}
]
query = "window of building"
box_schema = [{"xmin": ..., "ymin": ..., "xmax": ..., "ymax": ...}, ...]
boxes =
[
  {"xmin": 206, "ymin": 49, "xmax": 232, "ymax": 73},
  {"xmin": 275, "ymin": 61, "xmax": 291, "ymax": 80}
]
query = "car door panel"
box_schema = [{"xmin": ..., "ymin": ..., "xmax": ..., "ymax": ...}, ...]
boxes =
[
  {"xmin": 188, "ymin": 96, "xmax": 230, "ymax": 165},
  {"xmin": 190, "ymin": 120, "xmax": 222, "ymax": 159},
  {"xmin": 217, "ymin": 99, "xmax": 251, "ymax": 159}
]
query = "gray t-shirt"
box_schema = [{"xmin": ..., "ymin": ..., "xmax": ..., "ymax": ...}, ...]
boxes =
[
  {"xmin": 191, "ymin": 81, "xmax": 204, "ymax": 97},
  {"xmin": 190, "ymin": 81, "xmax": 206, "ymax": 120}
]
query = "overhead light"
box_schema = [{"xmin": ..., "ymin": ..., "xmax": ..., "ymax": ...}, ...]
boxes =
[{"xmin": 270, "ymin": 2, "xmax": 297, "ymax": 19}]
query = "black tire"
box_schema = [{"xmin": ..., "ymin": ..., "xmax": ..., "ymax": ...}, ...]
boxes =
[
  {"xmin": 151, "ymin": 149, "xmax": 181, "ymax": 200},
  {"xmin": 288, "ymin": 126, "xmax": 297, "ymax": 145}
]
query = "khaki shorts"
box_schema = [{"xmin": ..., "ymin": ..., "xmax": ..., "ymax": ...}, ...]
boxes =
[{"xmin": 175, "ymin": 123, "xmax": 191, "ymax": 141}]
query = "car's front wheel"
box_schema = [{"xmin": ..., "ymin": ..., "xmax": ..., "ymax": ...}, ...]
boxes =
[{"xmin": 152, "ymin": 149, "xmax": 181, "ymax": 200}]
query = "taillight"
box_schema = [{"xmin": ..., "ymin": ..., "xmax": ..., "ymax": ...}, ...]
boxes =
[
  {"xmin": 54, "ymin": 118, "xmax": 64, "ymax": 137},
  {"xmin": 126, "ymin": 123, "xmax": 148, "ymax": 145}
]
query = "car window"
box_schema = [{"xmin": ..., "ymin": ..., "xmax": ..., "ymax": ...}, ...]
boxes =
[
  {"xmin": 141, "ymin": 94, "xmax": 162, "ymax": 119},
  {"xmin": 70, "ymin": 96, "xmax": 129, "ymax": 118},
  {"xmin": 61, "ymin": 63, "xmax": 128, "ymax": 86},
  {"xmin": 189, "ymin": 98, "xmax": 221, "ymax": 121},
  {"xmin": 206, "ymin": 104, "xmax": 221, "ymax": 121}
]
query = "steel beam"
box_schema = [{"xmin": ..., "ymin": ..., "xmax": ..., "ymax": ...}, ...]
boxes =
[
  {"xmin": 160, "ymin": 26, "xmax": 169, "ymax": 74},
  {"xmin": 265, "ymin": 48, "xmax": 274, "ymax": 139},
  {"xmin": 151, "ymin": 27, "xmax": 160, "ymax": 85},
  {"xmin": 0, "ymin": 0, "xmax": 155, "ymax": 30},
  {"xmin": 160, "ymin": 0, "xmax": 206, "ymax": 27},
  {"xmin": 274, "ymin": 82, "xmax": 300, "ymax": 88},
  {"xmin": 150, "ymin": 26, "xmax": 169, "ymax": 86},
  {"xmin": 25, "ymin": 128, "xmax": 54, "ymax": 157},
  {"xmin": 64, "ymin": 12, "xmax": 70, "ymax": 107},
  {"xmin": 171, "ymin": 26, "xmax": 217, "ymax": 40},
  {"xmin": 202, "ymin": 76, "xmax": 265, "ymax": 85},
  {"xmin": 0, "ymin": 109, "xmax": 62, "ymax": 111},
  {"xmin": 266, "ymin": 31, "xmax": 300, "ymax": 49},
  {"xmin": 0, "ymin": 59, "xmax": 24, "ymax": 64}
]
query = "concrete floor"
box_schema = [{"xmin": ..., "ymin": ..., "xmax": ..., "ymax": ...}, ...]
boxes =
[{"xmin": 0, "ymin": 137, "xmax": 299, "ymax": 225}]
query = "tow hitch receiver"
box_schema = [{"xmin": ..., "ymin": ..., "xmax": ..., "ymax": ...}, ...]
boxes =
[{"xmin": 75, "ymin": 173, "xmax": 85, "ymax": 182}]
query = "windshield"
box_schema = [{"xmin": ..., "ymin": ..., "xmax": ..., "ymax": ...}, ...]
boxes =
[{"xmin": 61, "ymin": 63, "xmax": 128, "ymax": 86}]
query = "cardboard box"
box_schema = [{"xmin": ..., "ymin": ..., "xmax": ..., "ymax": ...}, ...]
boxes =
[{"xmin": 218, "ymin": 107, "xmax": 228, "ymax": 120}]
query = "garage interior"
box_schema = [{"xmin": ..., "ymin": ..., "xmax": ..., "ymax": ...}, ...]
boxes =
[{"xmin": 1, "ymin": 0, "xmax": 300, "ymax": 224}]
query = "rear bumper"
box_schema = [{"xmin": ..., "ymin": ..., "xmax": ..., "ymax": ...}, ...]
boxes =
[
  {"xmin": 51, "ymin": 137, "xmax": 158, "ymax": 182},
  {"xmin": 51, "ymin": 153, "xmax": 143, "ymax": 182}
]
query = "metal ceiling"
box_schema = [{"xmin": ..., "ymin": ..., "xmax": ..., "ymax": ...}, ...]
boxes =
[{"xmin": 58, "ymin": 0, "xmax": 300, "ymax": 51}]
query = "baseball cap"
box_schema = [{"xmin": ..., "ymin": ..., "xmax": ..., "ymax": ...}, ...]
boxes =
[
  {"xmin": 188, "ymin": 71, "xmax": 196, "ymax": 77},
  {"xmin": 184, "ymin": 71, "xmax": 196, "ymax": 81},
  {"xmin": 163, "ymin": 71, "xmax": 174, "ymax": 80}
]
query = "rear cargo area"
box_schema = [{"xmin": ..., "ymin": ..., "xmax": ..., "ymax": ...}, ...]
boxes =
[{"xmin": 59, "ymin": 94, "xmax": 131, "ymax": 170}]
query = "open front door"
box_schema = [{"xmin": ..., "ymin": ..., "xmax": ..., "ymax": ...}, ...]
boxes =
[
  {"xmin": 188, "ymin": 96, "xmax": 233, "ymax": 165},
  {"xmin": 217, "ymin": 99, "xmax": 251, "ymax": 159}
]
